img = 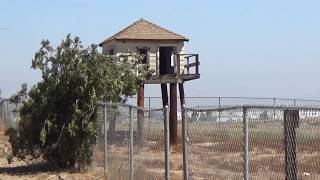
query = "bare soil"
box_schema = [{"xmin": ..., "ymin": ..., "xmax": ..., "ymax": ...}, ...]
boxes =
[{"xmin": 0, "ymin": 131, "xmax": 104, "ymax": 180}]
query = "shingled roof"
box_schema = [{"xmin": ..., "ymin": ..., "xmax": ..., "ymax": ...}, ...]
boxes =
[{"xmin": 99, "ymin": 18, "xmax": 188, "ymax": 46}]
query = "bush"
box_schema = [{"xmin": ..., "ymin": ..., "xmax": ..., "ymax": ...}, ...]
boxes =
[{"xmin": 7, "ymin": 34, "xmax": 152, "ymax": 170}]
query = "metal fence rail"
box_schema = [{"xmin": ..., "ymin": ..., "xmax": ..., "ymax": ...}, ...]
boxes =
[{"xmin": 125, "ymin": 96, "xmax": 320, "ymax": 109}]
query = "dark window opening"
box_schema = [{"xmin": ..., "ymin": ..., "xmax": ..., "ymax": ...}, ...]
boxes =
[
  {"xmin": 109, "ymin": 49, "xmax": 114, "ymax": 56},
  {"xmin": 138, "ymin": 49, "xmax": 148, "ymax": 64}
]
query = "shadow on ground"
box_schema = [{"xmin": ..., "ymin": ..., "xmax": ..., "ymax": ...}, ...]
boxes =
[{"xmin": 0, "ymin": 162, "xmax": 76, "ymax": 176}]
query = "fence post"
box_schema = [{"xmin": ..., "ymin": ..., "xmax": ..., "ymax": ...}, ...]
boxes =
[
  {"xmin": 164, "ymin": 105, "xmax": 170, "ymax": 180},
  {"xmin": 0, "ymin": 104, "xmax": 4, "ymax": 130},
  {"xmin": 284, "ymin": 110, "xmax": 299, "ymax": 180},
  {"xmin": 182, "ymin": 104, "xmax": 189, "ymax": 180},
  {"xmin": 129, "ymin": 106, "xmax": 134, "ymax": 180},
  {"xmin": 148, "ymin": 97, "xmax": 151, "ymax": 138},
  {"xmin": 104, "ymin": 103, "xmax": 108, "ymax": 176},
  {"xmin": 243, "ymin": 106, "xmax": 249, "ymax": 180},
  {"xmin": 218, "ymin": 97, "xmax": 221, "ymax": 123},
  {"xmin": 273, "ymin": 98, "xmax": 276, "ymax": 119}
]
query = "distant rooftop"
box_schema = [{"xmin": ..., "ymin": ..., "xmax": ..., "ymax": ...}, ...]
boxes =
[{"xmin": 99, "ymin": 18, "xmax": 188, "ymax": 46}]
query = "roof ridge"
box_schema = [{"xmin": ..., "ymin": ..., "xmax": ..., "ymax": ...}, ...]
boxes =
[
  {"xmin": 99, "ymin": 18, "xmax": 142, "ymax": 46},
  {"xmin": 99, "ymin": 18, "xmax": 188, "ymax": 46},
  {"xmin": 139, "ymin": 18, "xmax": 188, "ymax": 40}
]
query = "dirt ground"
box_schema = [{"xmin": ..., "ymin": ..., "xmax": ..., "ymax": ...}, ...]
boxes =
[{"xmin": 0, "ymin": 131, "xmax": 104, "ymax": 180}]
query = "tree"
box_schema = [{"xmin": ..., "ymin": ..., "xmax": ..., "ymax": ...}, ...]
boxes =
[{"xmin": 7, "ymin": 34, "xmax": 152, "ymax": 170}]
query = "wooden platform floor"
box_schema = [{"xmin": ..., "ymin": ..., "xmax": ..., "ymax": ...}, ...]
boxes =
[{"xmin": 144, "ymin": 74, "xmax": 200, "ymax": 84}]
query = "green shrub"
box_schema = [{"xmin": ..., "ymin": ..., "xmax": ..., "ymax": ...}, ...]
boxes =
[{"xmin": 7, "ymin": 34, "xmax": 152, "ymax": 170}]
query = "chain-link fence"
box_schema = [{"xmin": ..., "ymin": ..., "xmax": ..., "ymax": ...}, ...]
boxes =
[
  {"xmin": 184, "ymin": 106, "xmax": 244, "ymax": 179},
  {"xmin": 93, "ymin": 103, "xmax": 320, "ymax": 180},
  {"xmin": 185, "ymin": 105, "xmax": 320, "ymax": 180},
  {"xmin": 93, "ymin": 102, "xmax": 170, "ymax": 180},
  {"xmin": 0, "ymin": 98, "xmax": 20, "ymax": 131},
  {"xmin": 2, "ymin": 96, "xmax": 320, "ymax": 179}
]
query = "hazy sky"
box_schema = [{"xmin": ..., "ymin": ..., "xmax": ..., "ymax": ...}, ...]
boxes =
[{"xmin": 1, "ymin": 0, "xmax": 320, "ymax": 99}]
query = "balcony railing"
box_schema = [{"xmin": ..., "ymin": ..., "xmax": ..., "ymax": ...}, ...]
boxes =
[
  {"xmin": 178, "ymin": 54, "xmax": 199, "ymax": 76},
  {"xmin": 146, "ymin": 53, "xmax": 200, "ymax": 83}
]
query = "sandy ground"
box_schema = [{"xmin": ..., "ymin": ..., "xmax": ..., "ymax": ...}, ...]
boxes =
[{"xmin": 0, "ymin": 131, "xmax": 105, "ymax": 180}]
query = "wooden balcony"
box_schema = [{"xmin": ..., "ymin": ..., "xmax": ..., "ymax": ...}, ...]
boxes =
[{"xmin": 145, "ymin": 54, "xmax": 200, "ymax": 84}]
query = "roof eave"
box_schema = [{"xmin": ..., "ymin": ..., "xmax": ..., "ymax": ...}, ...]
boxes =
[{"xmin": 99, "ymin": 38, "xmax": 188, "ymax": 46}]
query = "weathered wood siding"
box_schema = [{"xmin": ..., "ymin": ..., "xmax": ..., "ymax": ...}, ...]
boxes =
[{"xmin": 102, "ymin": 40, "xmax": 185, "ymax": 75}]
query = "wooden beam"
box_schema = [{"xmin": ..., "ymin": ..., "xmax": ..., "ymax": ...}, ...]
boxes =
[
  {"xmin": 144, "ymin": 74, "xmax": 200, "ymax": 84},
  {"xmin": 176, "ymin": 54, "xmax": 180, "ymax": 77},
  {"xmin": 185, "ymin": 62, "xmax": 199, "ymax": 68},
  {"xmin": 170, "ymin": 83, "xmax": 178, "ymax": 144},
  {"xmin": 145, "ymin": 78, "xmax": 182, "ymax": 84},
  {"xmin": 137, "ymin": 85, "xmax": 144, "ymax": 144}
]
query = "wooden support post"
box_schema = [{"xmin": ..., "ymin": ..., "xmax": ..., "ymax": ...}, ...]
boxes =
[
  {"xmin": 284, "ymin": 110, "xmax": 299, "ymax": 180},
  {"xmin": 195, "ymin": 54, "xmax": 199, "ymax": 75},
  {"xmin": 161, "ymin": 84, "xmax": 168, "ymax": 107},
  {"xmin": 187, "ymin": 57, "xmax": 190, "ymax": 74},
  {"xmin": 176, "ymin": 54, "xmax": 180, "ymax": 77},
  {"xmin": 170, "ymin": 83, "xmax": 178, "ymax": 144},
  {"xmin": 137, "ymin": 85, "xmax": 144, "ymax": 144},
  {"xmin": 178, "ymin": 83, "xmax": 185, "ymax": 106}
]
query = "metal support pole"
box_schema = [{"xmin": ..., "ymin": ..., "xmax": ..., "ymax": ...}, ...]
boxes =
[
  {"xmin": 243, "ymin": 106, "xmax": 249, "ymax": 180},
  {"xmin": 273, "ymin": 98, "xmax": 276, "ymax": 119},
  {"xmin": 218, "ymin": 97, "xmax": 221, "ymax": 123},
  {"xmin": 182, "ymin": 104, "xmax": 189, "ymax": 180},
  {"xmin": 164, "ymin": 105, "xmax": 170, "ymax": 180},
  {"xmin": 148, "ymin": 97, "xmax": 151, "ymax": 138},
  {"xmin": 104, "ymin": 104, "xmax": 108, "ymax": 176},
  {"xmin": 129, "ymin": 106, "xmax": 134, "ymax": 180}
]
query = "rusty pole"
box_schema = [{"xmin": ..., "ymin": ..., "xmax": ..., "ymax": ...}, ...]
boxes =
[
  {"xmin": 170, "ymin": 83, "xmax": 178, "ymax": 144},
  {"xmin": 137, "ymin": 85, "xmax": 144, "ymax": 144}
]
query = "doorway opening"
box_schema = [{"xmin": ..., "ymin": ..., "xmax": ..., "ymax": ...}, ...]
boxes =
[{"xmin": 159, "ymin": 46, "xmax": 176, "ymax": 75}]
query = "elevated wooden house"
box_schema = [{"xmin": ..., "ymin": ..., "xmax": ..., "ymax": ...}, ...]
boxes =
[
  {"xmin": 99, "ymin": 18, "xmax": 199, "ymax": 84},
  {"xmin": 99, "ymin": 18, "xmax": 200, "ymax": 144}
]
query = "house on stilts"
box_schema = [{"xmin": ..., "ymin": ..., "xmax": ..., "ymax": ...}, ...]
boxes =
[{"xmin": 99, "ymin": 18, "xmax": 200, "ymax": 144}]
